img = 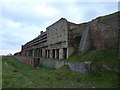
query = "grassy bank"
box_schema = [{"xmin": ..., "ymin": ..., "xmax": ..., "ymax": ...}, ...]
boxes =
[
  {"xmin": 41, "ymin": 46, "xmax": 119, "ymax": 69},
  {"xmin": 2, "ymin": 56, "xmax": 119, "ymax": 88}
]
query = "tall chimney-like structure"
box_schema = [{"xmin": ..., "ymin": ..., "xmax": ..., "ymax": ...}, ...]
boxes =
[{"xmin": 40, "ymin": 31, "xmax": 43, "ymax": 35}]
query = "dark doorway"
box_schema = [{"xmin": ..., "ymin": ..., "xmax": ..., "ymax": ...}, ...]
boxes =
[
  {"xmin": 52, "ymin": 49, "xmax": 55, "ymax": 58},
  {"xmin": 34, "ymin": 49, "xmax": 37, "ymax": 57},
  {"xmin": 37, "ymin": 48, "xmax": 40, "ymax": 57},
  {"xmin": 29, "ymin": 50, "xmax": 32, "ymax": 56},
  {"xmin": 56, "ymin": 49, "xmax": 59, "ymax": 59},
  {"xmin": 38, "ymin": 49, "xmax": 40, "ymax": 57},
  {"xmin": 74, "ymin": 36, "xmax": 82, "ymax": 51},
  {"xmin": 36, "ymin": 48, "xmax": 39, "ymax": 57},
  {"xmin": 63, "ymin": 48, "xmax": 67, "ymax": 59}
]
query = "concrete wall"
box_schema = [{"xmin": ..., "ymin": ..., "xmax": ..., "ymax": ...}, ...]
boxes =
[
  {"xmin": 67, "ymin": 47, "xmax": 75, "ymax": 58},
  {"xmin": 39, "ymin": 59, "xmax": 91, "ymax": 75},
  {"xmin": 46, "ymin": 18, "xmax": 68, "ymax": 47},
  {"xmin": 78, "ymin": 27, "xmax": 91, "ymax": 54}
]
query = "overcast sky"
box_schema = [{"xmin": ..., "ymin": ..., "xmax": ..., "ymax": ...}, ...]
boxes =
[{"xmin": 0, "ymin": 0, "xmax": 119, "ymax": 55}]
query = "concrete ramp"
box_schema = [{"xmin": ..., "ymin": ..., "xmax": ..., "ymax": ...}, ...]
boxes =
[{"xmin": 78, "ymin": 27, "xmax": 91, "ymax": 54}]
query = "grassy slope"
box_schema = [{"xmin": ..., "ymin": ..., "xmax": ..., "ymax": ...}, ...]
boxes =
[
  {"xmin": 2, "ymin": 56, "xmax": 119, "ymax": 88},
  {"xmin": 42, "ymin": 46, "xmax": 119, "ymax": 67},
  {"xmin": 97, "ymin": 11, "xmax": 119, "ymax": 23}
]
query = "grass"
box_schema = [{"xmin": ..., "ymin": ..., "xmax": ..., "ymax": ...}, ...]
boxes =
[
  {"xmin": 2, "ymin": 56, "xmax": 119, "ymax": 88},
  {"xmin": 97, "ymin": 11, "xmax": 119, "ymax": 24}
]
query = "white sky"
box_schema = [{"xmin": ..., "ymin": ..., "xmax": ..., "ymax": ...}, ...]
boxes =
[{"xmin": 0, "ymin": 0, "xmax": 119, "ymax": 55}]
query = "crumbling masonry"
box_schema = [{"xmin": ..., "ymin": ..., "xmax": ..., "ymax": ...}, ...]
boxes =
[{"xmin": 21, "ymin": 12, "xmax": 119, "ymax": 59}]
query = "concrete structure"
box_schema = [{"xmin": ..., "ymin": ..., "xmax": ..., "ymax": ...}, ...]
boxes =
[
  {"xmin": 21, "ymin": 11, "xmax": 119, "ymax": 59},
  {"xmin": 78, "ymin": 27, "xmax": 91, "ymax": 54},
  {"xmin": 21, "ymin": 18, "xmax": 79, "ymax": 59}
]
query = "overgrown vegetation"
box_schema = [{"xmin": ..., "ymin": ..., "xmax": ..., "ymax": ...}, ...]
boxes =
[
  {"xmin": 2, "ymin": 56, "xmax": 119, "ymax": 88},
  {"xmin": 97, "ymin": 11, "xmax": 119, "ymax": 23}
]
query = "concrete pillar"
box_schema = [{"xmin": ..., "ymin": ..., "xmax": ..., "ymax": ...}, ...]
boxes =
[
  {"xmin": 50, "ymin": 50, "xmax": 52, "ymax": 58},
  {"xmin": 55, "ymin": 49, "xmax": 57, "ymax": 59},
  {"xmin": 42, "ymin": 49, "xmax": 45, "ymax": 58},
  {"xmin": 27, "ymin": 51, "xmax": 29, "ymax": 56},
  {"xmin": 59, "ymin": 48, "xmax": 63, "ymax": 59},
  {"xmin": 32, "ymin": 49, "xmax": 35, "ymax": 56},
  {"xmin": 55, "ymin": 49, "xmax": 59, "ymax": 59},
  {"xmin": 47, "ymin": 50, "xmax": 48, "ymax": 58}
]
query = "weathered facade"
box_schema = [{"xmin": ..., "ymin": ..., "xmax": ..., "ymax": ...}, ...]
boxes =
[
  {"xmin": 21, "ymin": 18, "xmax": 79, "ymax": 59},
  {"xmin": 21, "ymin": 11, "xmax": 119, "ymax": 59}
]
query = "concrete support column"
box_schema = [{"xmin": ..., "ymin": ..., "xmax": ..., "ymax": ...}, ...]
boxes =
[
  {"xmin": 32, "ymin": 49, "xmax": 35, "ymax": 56},
  {"xmin": 55, "ymin": 49, "xmax": 57, "ymax": 59},
  {"xmin": 55, "ymin": 49, "xmax": 59, "ymax": 59},
  {"xmin": 27, "ymin": 51, "xmax": 29, "ymax": 56},
  {"xmin": 59, "ymin": 48, "xmax": 63, "ymax": 59},
  {"xmin": 47, "ymin": 50, "xmax": 48, "ymax": 58},
  {"xmin": 43, "ymin": 49, "xmax": 45, "ymax": 58},
  {"xmin": 50, "ymin": 50, "xmax": 52, "ymax": 58}
]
